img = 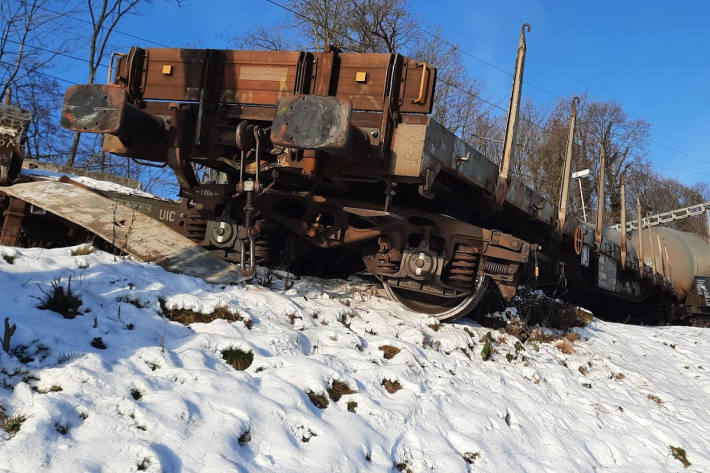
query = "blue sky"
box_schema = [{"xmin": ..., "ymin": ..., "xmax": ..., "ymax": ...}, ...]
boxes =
[{"xmin": 52, "ymin": 0, "xmax": 710, "ymax": 187}]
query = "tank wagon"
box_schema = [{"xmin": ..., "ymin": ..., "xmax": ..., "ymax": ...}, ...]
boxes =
[{"xmin": 1, "ymin": 26, "xmax": 708, "ymax": 324}]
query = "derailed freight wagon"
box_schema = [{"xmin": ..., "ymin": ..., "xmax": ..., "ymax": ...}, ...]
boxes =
[{"xmin": 1, "ymin": 25, "xmax": 708, "ymax": 324}]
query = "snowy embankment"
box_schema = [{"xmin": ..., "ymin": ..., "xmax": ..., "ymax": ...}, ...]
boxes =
[{"xmin": 0, "ymin": 247, "xmax": 708, "ymax": 472}]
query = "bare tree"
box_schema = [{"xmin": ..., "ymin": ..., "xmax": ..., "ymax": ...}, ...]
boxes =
[
  {"xmin": 19, "ymin": 78, "xmax": 73, "ymax": 160},
  {"xmin": 241, "ymin": 0, "xmax": 416, "ymax": 54},
  {"xmin": 0, "ymin": 0, "xmax": 71, "ymax": 101},
  {"xmin": 66, "ymin": 0, "xmax": 186, "ymax": 167},
  {"xmin": 345, "ymin": 0, "xmax": 417, "ymax": 53},
  {"xmin": 510, "ymin": 98, "xmax": 551, "ymax": 195},
  {"xmin": 537, "ymin": 96, "xmax": 650, "ymax": 224},
  {"xmin": 236, "ymin": 24, "xmax": 292, "ymax": 51},
  {"xmin": 625, "ymin": 161, "xmax": 709, "ymax": 236},
  {"xmin": 67, "ymin": 0, "xmax": 142, "ymax": 166},
  {"xmin": 577, "ymin": 100, "xmax": 649, "ymax": 223},
  {"xmin": 0, "ymin": 0, "xmax": 75, "ymax": 163},
  {"xmin": 284, "ymin": 0, "xmax": 352, "ymax": 52},
  {"xmin": 411, "ymin": 26, "xmax": 489, "ymax": 139}
]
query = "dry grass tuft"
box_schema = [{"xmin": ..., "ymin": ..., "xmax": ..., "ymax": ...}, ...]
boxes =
[
  {"xmin": 37, "ymin": 277, "xmax": 82, "ymax": 319},
  {"xmin": 306, "ymin": 390, "xmax": 329, "ymax": 409},
  {"xmin": 379, "ymin": 345, "xmax": 401, "ymax": 360},
  {"xmin": 221, "ymin": 347, "xmax": 253, "ymax": 371},
  {"xmin": 564, "ymin": 332, "xmax": 580, "ymax": 342},
  {"xmin": 462, "ymin": 451, "xmax": 480, "ymax": 464},
  {"xmin": 33, "ymin": 385, "xmax": 62, "ymax": 394},
  {"xmin": 160, "ymin": 300, "xmax": 252, "ymax": 328},
  {"xmin": 137, "ymin": 457, "xmax": 151, "ymax": 471},
  {"xmin": 647, "ymin": 394, "xmax": 663, "ymax": 406},
  {"xmin": 300, "ymin": 427, "xmax": 317, "ymax": 442},
  {"xmin": 238, "ymin": 429, "xmax": 251, "ymax": 445},
  {"xmin": 382, "ymin": 379, "xmax": 402, "ymax": 394},
  {"xmin": 512, "ymin": 288, "xmax": 594, "ymax": 330},
  {"xmin": 556, "ymin": 340, "xmax": 574, "ymax": 354},
  {"xmin": 54, "ymin": 422, "xmax": 69, "ymax": 435},
  {"xmin": 119, "ymin": 296, "xmax": 148, "ymax": 308},
  {"xmin": 480, "ymin": 288, "xmax": 594, "ymax": 344},
  {"xmin": 327, "ymin": 380, "xmax": 356, "ymax": 402},
  {"xmin": 669, "ymin": 445, "xmax": 691, "ymax": 468},
  {"xmin": 0, "ymin": 406, "xmax": 27, "ymax": 438},
  {"xmin": 71, "ymin": 244, "xmax": 94, "ymax": 256}
]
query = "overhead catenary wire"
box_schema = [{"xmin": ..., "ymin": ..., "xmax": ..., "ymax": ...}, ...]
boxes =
[
  {"xmin": 11, "ymin": 0, "xmax": 170, "ymax": 48},
  {"xmin": 4, "ymin": 37, "xmax": 109, "ymax": 70},
  {"xmin": 0, "ymin": 59, "xmax": 78, "ymax": 85},
  {"xmin": 409, "ymin": 23, "xmax": 563, "ymax": 102}
]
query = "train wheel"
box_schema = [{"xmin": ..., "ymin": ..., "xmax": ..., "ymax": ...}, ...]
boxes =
[{"xmin": 382, "ymin": 275, "xmax": 489, "ymax": 322}]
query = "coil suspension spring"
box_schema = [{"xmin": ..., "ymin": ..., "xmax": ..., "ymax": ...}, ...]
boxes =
[
  {"xmin": 252, "ymin": 231, "xmax": 273, "ymax": 264},
  {"xmin": 448, "ymin": 244, "xmax": 479, "ymax": 286},
  {"xmin": 483, "ymin": 260, "xmax": 509, "ymax": 275},
  {"xmin": 185, "ymin": 209, "xmax": 207, "ymax": 243}
]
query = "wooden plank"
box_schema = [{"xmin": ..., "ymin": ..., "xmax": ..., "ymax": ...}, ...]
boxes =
[
  {"xmin": 333, "ymin": 53, "xmax": 390, "ymax": 110},
  {"xmin": 0, "ymin": 181, "xmax": 245, "ymax": 285},
  {"xmin": 139, "ymin": 48, "xmax": 301, "ymax": 104}
]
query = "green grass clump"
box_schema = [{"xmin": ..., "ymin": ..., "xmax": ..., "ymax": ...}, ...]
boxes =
[
  {"xmin": 221, "ymin": 347, "xmax": 253, "ymax": 371},
  {"xmin": 327, "ymin": 380, "xmax": 356, "ymax": 402},
  {"xmin": 160, "ymin": 300, "xmax": 252, "ymax": 328},
  {"xmin": 306, "ymin": 390, "xmax": 329, "ymax": 409},
  {"xmin": 480, "ymin": 340, "xmax": 493, "ymax": 361}
]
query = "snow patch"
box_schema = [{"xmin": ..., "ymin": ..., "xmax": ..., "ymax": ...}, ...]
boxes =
[{"xmin": 0, "ymin": 246, "xmax": 708, "ymax": 472}]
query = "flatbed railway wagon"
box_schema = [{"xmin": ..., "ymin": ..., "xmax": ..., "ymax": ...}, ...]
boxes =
[{"xmin": 1, "ymin": 26, "xmax": 708, "ymax": 324}]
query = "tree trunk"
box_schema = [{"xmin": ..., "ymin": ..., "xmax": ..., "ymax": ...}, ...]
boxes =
[{"xmin": 66, "ymin": 131, "xmax": 81, "ymax": 167}]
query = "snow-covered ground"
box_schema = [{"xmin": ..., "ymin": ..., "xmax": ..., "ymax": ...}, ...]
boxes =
[
  {"xmin": 22, "ymin": 168, "xmax": 157, "ymax": 198},
  {"xmin": 0, "ymin": 246, "xmax": 708, "ymax": 472}
]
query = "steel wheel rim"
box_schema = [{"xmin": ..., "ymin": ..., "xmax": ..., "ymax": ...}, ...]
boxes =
[{"xmin": 382, "ymin": 276, "xmax": 489, "ymax": 322}]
